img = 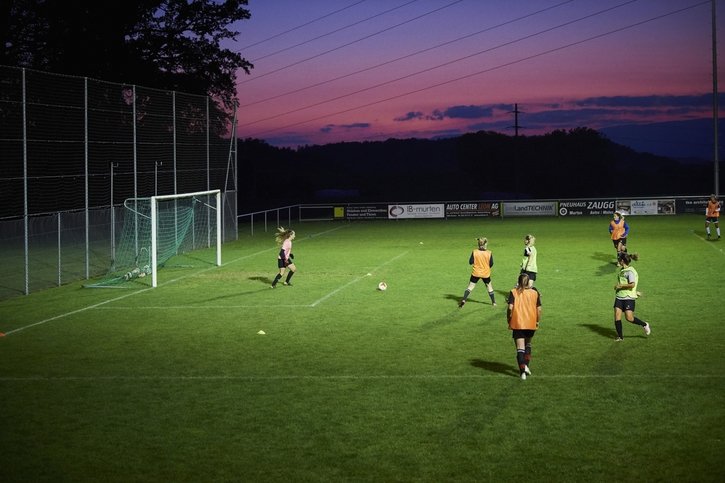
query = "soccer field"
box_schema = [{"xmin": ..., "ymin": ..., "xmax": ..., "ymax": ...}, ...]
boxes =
[{"xmin": 1, "ymin": 215, "xmax": 723, "ymax": 482}]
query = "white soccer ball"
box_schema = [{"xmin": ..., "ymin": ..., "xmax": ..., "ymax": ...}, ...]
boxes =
[{"xmin": 378, "ymin": 281, "xmax": 388, "ymax": 291}]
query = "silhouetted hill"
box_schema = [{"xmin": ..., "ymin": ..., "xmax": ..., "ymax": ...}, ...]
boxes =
[
  {"xmin": 601, "ymin": 118, "xmax": 723, "ymax": 160},
  {"xmin": 238, "ymin": 128, "xmax": 719, "ymax": 212}
]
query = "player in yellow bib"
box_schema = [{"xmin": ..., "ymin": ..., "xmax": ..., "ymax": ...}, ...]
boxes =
[
  {"xmin": 519, "ymin": 234, "xmax": 537, "ymax": 287},
  {"xmin": 458, "ymin": 237, "xmax": 497, "ymax": 308},
  {"xmin": 613, "ymin": 252, "xmax": 651, "ymax": 341}
]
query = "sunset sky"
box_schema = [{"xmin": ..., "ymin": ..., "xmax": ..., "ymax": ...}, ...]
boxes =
[{"xmin": 231, "ymin": 0, "xmax": 721, "ymax": 157}]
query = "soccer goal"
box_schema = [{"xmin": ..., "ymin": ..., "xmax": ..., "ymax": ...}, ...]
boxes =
[{"xmin": 87, "ymin": 190, "xmax": 222, "ymax": 288}]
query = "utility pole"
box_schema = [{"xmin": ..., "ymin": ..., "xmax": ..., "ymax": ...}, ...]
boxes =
[
  {"xmin": 510, "ymin": 104, "xmax": 524, "ymax": 195},
  {"xmin": 510, "ymin": 103, "xmax": 523, "ymax": 137}
]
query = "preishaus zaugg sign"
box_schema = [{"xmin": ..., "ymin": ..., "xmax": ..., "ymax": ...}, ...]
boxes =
[
  {"xmin": 388, "ymin": 204, "xmax": 445, "ymax": 219},
  {"xmin": 558, "ymin": 200, "xmax": 615, "ymax": 216}
]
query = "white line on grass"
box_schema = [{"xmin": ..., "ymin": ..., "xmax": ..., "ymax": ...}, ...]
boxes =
[
  {"xmin": 95, "ymin": 304, "xmax": 312, "ymax": 309},
  {"xmin": 2, "ymin": 288, "xmax": 154, "ymax": 336},
  {"xmin": 309, "ymin": 251, "xmax": 408, "ymax": 307},
  {"xmin": 2, "ymin": 225, "xmax": 349, "ymax": 336},
  {"xmin": 691, "ymin": 230, "xmax": 725, "ymax": 255},
  {"xmin": 0, "ymin": 374, "xmax": 722, "ymax": 382}
]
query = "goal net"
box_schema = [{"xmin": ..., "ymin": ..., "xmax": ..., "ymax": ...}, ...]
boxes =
[{"xmin": 86, "ymin": 190, "xmax": 221, "ymax": 288}]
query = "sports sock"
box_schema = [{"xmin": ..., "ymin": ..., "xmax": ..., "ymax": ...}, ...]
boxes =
[
  {"xmin": 706, "ymin": 227, "xmax": 711, "ymax": 236},
  {"xmin": 517, "ymin": 349, "xmax": 526, "ymax": 374},
  {"xmin": 488, "ymin": 291, "xmax": 495, "ymax": 304},
  {"xmin": 718, "ymin": 227, "xmax": 721, "ymax": 237},
  {"xmin": 272, "ymin": 274, "xmax": 282, "ymax": 286},
  {"xmin": 632, "ymin": 317, "xmax": 647, "ymax": 327},
  {"xmin": 285, "ymin": 271, "xmax": 294, "ymax": 283},
  {"xmin": 615, "ymin": 320, "xmax": 623, "ymax": 338},
  {"xmin": 524, "ymin": 343, "xmax": 532, "ymax": 366},
  {"xmin": 462, "ymin": 289, "xmax": 471, "ymax": 301}
]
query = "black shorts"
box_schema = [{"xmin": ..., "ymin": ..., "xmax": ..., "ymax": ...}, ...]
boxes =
[
  {"xmin": 614, "ymin": 298, "xmax": 636, "ymax": 311},
  {"xmin": 277, "ymin": 258, "xmax": 289, "ymax": 269},
  {"xmin": 613, "ymin": 238, "xmax": 627, "ymax": 249},
  {"xmin": 470, "ymin": 275, "xmax": 491, "ymax": 284},
  {"xmin": 512, "ymin": 329, "xmax": 536, "ymax": 339},
  {"xmin": 520, "ymin": 270, "xmax": 536, "ymax": 281},
  {"xmin": 706, "ymin": 217, "xmax": 719, "ymax": 223}
]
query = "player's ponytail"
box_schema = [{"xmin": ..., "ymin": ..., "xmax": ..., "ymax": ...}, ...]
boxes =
[
  {"xmin": 617, "ymin": 252, "xmax": 639, "ymax": 264},
  {"xmin": 517, "ymin": 273, "xmax": 530, "ymax": 291}
]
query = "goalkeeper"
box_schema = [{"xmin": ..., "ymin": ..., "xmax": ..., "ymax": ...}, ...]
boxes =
[{"xmin": 271, "ymin": 227, "xmax": 297, "ymax": 287}]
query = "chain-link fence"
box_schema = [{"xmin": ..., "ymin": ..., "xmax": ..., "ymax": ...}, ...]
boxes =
[{"xmin": 0, "ymin": 65, "xmax": 238, "ymax": 299}]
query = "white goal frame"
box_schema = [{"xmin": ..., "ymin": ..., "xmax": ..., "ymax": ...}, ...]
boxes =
[{"xmin": 150, "ymin": 189, "xmax": 222, "ymax": 287}]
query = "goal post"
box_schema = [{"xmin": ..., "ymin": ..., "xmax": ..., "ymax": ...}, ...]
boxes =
[
  {"xmin": 150, "ymin": 189, "xmax": 222, "ymax": 287},
  {"xmin": 85, "ymin": 189, "xmax": 222, "ymax": 288}
]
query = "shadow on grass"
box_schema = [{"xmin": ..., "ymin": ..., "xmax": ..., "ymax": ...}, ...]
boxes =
[
  {"xmin": 444, "ymin": 293, "xmax": 480, "ymax": 307},
  {"xmin": 249, "ymin": 276, "xmax": 274, "ymax": 285},
  {"xmin": 593, "ymin": 251, "xmax": 617, "ymax": 276},
  {"xmin": 469, "ymin": 358, "xmax": 517, "ymax": 376},
  {"xmin": 202, "ymin": 287, "xmax": 272, "ymax": 302},
  {"xmin": 580, "ymin": 323, "xmax": 617, "ymax": 339},
  {"xmin": 495, "ymin": 288, "xmax": 512, "ymax": 299},
  {"xmin": 445, "ymin": 293, "xmax": 499, "ymax": 308},
  {"xmin": 418, "ymin": 308, "xmax": 461, "ymax": 330}
]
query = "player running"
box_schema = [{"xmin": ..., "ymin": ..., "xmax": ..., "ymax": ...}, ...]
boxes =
[
  {"xmin": 613, "ymin": 252, "xmax": 651, "ymax": 341},
  {"xmin": 609, "ymin": 211, "xmax": 629, "ymax": 255}
]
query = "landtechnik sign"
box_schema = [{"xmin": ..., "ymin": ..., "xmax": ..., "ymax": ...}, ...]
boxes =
[{"xmin": 503, "ymin": 201, "xmax": 557, "ymax": 217}]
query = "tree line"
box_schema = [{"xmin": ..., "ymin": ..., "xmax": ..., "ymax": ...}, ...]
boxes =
[{"xmin": 237, "ymin": 128, "xmax": 715, "ymax": 212}]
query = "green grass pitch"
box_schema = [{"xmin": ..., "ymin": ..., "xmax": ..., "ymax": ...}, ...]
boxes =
[{"xmin": 1, "ymin": 215, "xmax": 723, "ymax": 482}]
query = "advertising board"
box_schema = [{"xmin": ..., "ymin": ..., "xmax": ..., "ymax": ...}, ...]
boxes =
[
  {"xmin": 616, "ymin": 199, "xmax": 675, "ymax": 215},
  {"xmin": 676, "ymin": 198, "xmax": 709, "ymax": 214},
  {"xmin": 340, "ymin": 205, "xmax": 389, "ymax": 219},
  {"xmin": 503, "ymin": 201, "xmax": 557, "ymax": 217},
  {"xmin": 445, "ymin": 202, "xmax": 500, "ymax": 218},
  {"xmin": 558, "ymin": 199, "xmax": 615, "ymax": 216},
  {"xmin": 388, "ymin": 204, "xmax": 445, "ymax": 219}
]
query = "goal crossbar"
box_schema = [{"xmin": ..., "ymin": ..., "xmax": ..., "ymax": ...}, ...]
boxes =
[{"xmin": 150, "ymin": 189, "xmax": 222, "ymax": 287}]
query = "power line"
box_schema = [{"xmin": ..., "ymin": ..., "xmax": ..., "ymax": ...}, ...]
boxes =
[
  {"xmin": 238, "ymin": 0, "xmax": 577, "ymax": 109},
  {"xmin": 238, "ymin": 0, "xmax": 463, "ymax": 85},
  {"xmin": 250, "ymin": 0, "xmax": 422, "ymax": 62},
  {"xmin": 239, "ymin": 0, "xmax": 641, "ymax": 128},
  {"xmin": 244, "ymin": 1, "xmax": 710, "ymax": 139},
  {"xmin": 238, "ymin": 0, "xmax": 369, "ymax": 50}
]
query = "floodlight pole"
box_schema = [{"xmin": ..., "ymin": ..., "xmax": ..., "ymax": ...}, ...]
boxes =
[
  {"xmin": 110, "ymin": 162, "xmax": 118, "ymax": 270},
  {"xmin": 712, "ymin": 0, "xmax": 719, "ymax": 196}
]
